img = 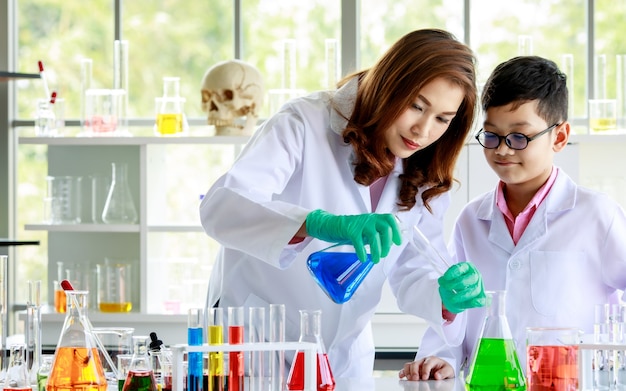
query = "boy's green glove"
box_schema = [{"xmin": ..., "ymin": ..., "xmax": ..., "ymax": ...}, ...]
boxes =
[
  {"xmin": 438, "ymin": 262, "xmax": 487, "ymax": 314},
  {"xmin": 305, "ymin": 209, "xmax": 402, "ymax": 264}
]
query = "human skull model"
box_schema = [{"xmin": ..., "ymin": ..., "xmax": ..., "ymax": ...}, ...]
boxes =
[{"xmin": 201, "ymin": 59, "xmax": 265, "ymax": 136}]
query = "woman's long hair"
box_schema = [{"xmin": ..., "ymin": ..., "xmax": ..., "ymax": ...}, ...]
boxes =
[{"xmin": 338, "ymin": 29, "xmax": 477, "ymax": 212}]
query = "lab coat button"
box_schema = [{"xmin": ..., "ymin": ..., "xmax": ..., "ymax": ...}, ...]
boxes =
[{"xmin": 509, "ymin": 260, "xmax": 521, "ymax": 270}]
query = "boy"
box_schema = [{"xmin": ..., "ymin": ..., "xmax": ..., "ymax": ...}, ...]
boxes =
[{"xmin": 399, "ymin": 55, "xmax": 626, "ymax": 380}]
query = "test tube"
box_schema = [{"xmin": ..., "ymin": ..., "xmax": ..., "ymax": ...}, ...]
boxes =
[
  {"xmin": 187, "ymin": 308, "xmax": 204, "ymax": 391},
  {"xmin": 594, "ymin": 54, "xmax": 607, "ymax": 100},
  {"xmin": 113, "ymin": 40, "xmax": 129, "ymax": 133},
  {"xmin": 269, "ymin": 304, "xmax": 286, "ymax": 391},
  {"xmin": 249, "ymin": 306, "xmax": 266, "ymax": 391},
  {"xmin": 594, "ymin": 303, "xmax": 611, "ymax": 390},
  {"xmin": 617, "ymin": 54, "xmax": 626, "ymax": 130},
  {"xmin": 80, "ymin": 58, "xmax": 93, "ymax": 131},
  {"xmin": 280, "ymin": 39, "xmax": 296, "ymax": 91},
  {"xmin": 561, "ymin": 54, "xmax": 574, "ymax": 120},
  {"xmin": 26, "ymin": 280, "xmax": 42, "ymax": 385},
  {"xmin": 228, "ymin": 306, "xmax": 244, "ymax": 391},
  {"xmin": 207, "ymin": 308, "xmax": 224, "ymax": 391},
  {"xmin": 325, "ymin": 39, "xmax": 338, "ymax": 90}
]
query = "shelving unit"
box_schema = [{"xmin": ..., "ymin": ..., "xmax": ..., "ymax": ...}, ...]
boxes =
[{"xmin": 20, "ymin": 135, "xmax": 248, "ymax": 346}]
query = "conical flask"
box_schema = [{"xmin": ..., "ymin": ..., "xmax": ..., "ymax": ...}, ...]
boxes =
[
  {"xmin": 122, "ymin": 336, "xmax": 158, "ymax": 391},
  {"xmin": 287, "ymin": 309, "xmax": 335, "ymax": 391},
  {"xmin": 102, "ymin": 162, "xmax": 138, "ymax": 224},
  {"xmin": 465, "ymin": 290, "xmax": 526, "ymax": 390},
  {"xmin": 46, "ymin": 290, "xmax": 108, "ymax": 391},
  {"xmin": 307, "ymin": 243, "xmax": 373, "ymax": 304}
]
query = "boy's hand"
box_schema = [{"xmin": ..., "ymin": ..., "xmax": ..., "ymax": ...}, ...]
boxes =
[
  {"xmin": 398, "ymin": 356, "xmax": 455, "ymax": 381},
  {"xmin": 438, "ymin": 262, "xmax": 487, "ymax": 313}
]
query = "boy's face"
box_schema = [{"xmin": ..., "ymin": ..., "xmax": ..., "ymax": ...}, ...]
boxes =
[{"xmin": 481, "ymin": 101, "xmax": 568, "ymax": 192}]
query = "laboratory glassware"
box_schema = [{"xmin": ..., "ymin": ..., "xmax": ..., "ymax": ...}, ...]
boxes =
[
  {"xmin": 287, "ymin": 309, "xmax": 335, "ymax": 391},
  {"xmin": 102, "ymin": 162, "xmax": 138, "ymax": 224},
  {"xmin": 249, "ymin": 306, "xmax": 266, "ymax": 391},
  {"xmin": 208, "ymin": 307, "xmax": 224, "ymax": 391},
  {"xmin": 34, "ymin": 99, "xmax": 56, "ymax": 137},
  {"xmin": 122, "ymin": 336, "xmax": 158, "ymax": 391},
  {"xmin": 46, "ymin": 290, "xmax": 108, "ymax": 391},
  {"xmin": 92, "ymin": 327, "xmax": 134, "ymax": 379},
  {"xmin": 228, "ymin": 306, "xmax": 244, "ymax": 391},
  {"xmin": 154, "ymin": 76, "xmax": 188, "ymax": 136},
  {"xmin": 526, "ymin": 327, "xmax": 580, "ymax": 391},
  {"xmin": 96, "ymin": 261, "xmax": 132, "ymax": 312},
  {"xmin": 46, "ymin": 175, "xmax": 83, "ymax": 224},
  {"xmin": 270, "ymin": 303, "xmax": 286, "ymax": 391},
  {"xmin": 5, "ymin": 344, "xmax": 30, "ymax": 391},
  {"xmin": 37, "ymin": 354, "xmax": 54, "ymax": 391},
  {"xmin": 114, "ymin": 40, "xmax": 129, "ymax": 134},
  {"xmin": 307, "ymin": 243, "xmax": 374, "ymax": 304},
  {"xmin": 187, "ymin": 308, "xmax": 204, "ymax": 391},
  {"xmin": 465, "ymin": 290, "xmax": 526, "ymax": 390},
  {"xmin": 26, "ymin": 280, "xmax": 42, "ymax": 386},
  {"xmin": 80, "ymin": 58, "xmax": 93, "ymax": 131}
]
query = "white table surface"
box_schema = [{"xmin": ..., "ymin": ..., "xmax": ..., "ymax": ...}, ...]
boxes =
[{"xmin": 337, "ymin": 376, "xmax": 464, "ymax": 390}]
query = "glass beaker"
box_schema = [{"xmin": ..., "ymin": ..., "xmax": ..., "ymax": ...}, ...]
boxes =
[
  {"xmin": 154, "ymin": 76, "xmax": 188, "ymax": 136},
  {"xmin": 92, "ymin": 327, "xmax": 134, "ymax": 378},
  {"xmin": 102, "ymin": 162, "xmax": 138, "ymax": 224},
  {"xmin": 286, "ymin": 309, "xmax": 335, "ymax": 391},
  {"xmin": 5, "ymin": 344, "xmax": 30, "ymax": 391},
  {"xmin": 465, "ymin": 290, "xmax": 526, "ymax": 390},
  {"xmin": 46, "ymin": 175, "xmax": 83, "ymax": 224},
  {"xmin": 34, "ymin": 98, "xmax": 56, "ymax": 137},
  {"xmin": 307, "ymin": 243, "xmax": 373, "ymax": 304},
  {"xmin": 122, "ymin": 336, "xmax": 158, "ymax": 391},
  {"xmin": 526, "ymin": 327, "xmax": 580, "ymax": 391},
  {"xmin": 96, "ymin": 261, "xmax": 133, "ymax": 312},
  {"xmin": 47, "ymin": 290, "xmax": 108, "ymax": 391}
]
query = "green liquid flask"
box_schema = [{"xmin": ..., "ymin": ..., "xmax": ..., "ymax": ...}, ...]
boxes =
[{"xmin": 465, "ymin": 290, "xmax": 526, "ymax": 391}]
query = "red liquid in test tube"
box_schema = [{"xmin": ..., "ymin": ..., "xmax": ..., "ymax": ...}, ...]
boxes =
[{"xmin": 228, "ymin": 325, "xmax": 244, "ymax": 391}]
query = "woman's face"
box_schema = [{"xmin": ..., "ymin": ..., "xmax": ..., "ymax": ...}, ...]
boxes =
[{"xmin": 384, "ymin": 77, "xmax": 465, "ymax": 159}]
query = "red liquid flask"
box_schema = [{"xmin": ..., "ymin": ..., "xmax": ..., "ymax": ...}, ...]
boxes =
[
  {"xmin": 287, "ymin": 310, "xmax": 335, "ymax": 391},
  {"xmin": 122, "ymin": 336, "xmax": 158, "ymax": 391}
]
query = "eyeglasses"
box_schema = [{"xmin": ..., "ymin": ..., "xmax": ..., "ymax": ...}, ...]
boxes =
[{"xmin": 474, "ymin": 123, "xmax": 560, "ymax": 150}]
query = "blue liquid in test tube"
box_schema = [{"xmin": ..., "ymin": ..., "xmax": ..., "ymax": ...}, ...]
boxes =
[{"xmin": 188, "ymin": 308, "xmax": 204, "ymax": 391}]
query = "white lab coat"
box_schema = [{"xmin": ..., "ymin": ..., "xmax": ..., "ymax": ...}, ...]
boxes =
[
  {"xmin": 416, "ymin": 168, "xmax": 626, "ymax": 374},
  {"xmin": 199, "ymin": 78, "xmax": 463, "ymax": 378}
]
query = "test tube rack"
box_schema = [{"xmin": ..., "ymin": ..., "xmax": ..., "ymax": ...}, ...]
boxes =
[
  {"xmin": 169, "ymin": 341, "xmax": 318, "ymax": 391},
  {"xmin": 578, "ymin": 341, "xmax": 626, "ymax": 390}
]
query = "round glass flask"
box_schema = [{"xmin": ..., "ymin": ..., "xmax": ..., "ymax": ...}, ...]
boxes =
[
  {"xmin": 465, "ymin": 290, "xmax": 526, "ymax": 390},
  {"xmin": 46, "ymin": 290, "xmax": 108, "ymax": 391}
]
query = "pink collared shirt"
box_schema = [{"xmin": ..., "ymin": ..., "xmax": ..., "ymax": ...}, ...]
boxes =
[{"xmin": 496, "ymin": 166, "xmax": 559, "ymax": 244}]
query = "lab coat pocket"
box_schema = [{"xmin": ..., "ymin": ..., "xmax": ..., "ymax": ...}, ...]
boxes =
[{"xmin": 529, "ymin": 250, "xmax": 585, "ymax": 316}]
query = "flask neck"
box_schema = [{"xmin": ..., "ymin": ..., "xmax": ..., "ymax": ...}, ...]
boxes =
[
  {"xmin": 298, "ymin": 309, "xmax": 323, "ymax": 345},
  {"xmin": 486, "ymin": 290, "xmax": 505, "ymax": 317}
]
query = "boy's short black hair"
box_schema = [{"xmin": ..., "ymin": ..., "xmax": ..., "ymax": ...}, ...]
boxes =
[{"xmin": 481, "ymin": 56, "xmax": 568, "ymax": 125}]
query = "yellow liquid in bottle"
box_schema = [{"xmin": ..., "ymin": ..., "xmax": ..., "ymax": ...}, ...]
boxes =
[
  {"xmin": 47, "ymin": 347, "xmax": 107, "ymax": 391},
  {"xmin": 54, "ymin": 289, "xmax": 67, "ymax": 313},
  {"xmin": 156, "ymin": 113, "xmax": 183, "ymax": 135},
  {"xmin": 590, "ymin": 117, "xmax": 616, "ymax": 132},
  {"xmin": 99, "ymin": 302, "xmax": 132, "ymax": 312}
]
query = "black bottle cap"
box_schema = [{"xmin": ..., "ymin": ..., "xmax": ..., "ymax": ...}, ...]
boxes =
[{"xmin": 149, "ymin": 331, "xmax": 164, "ymax": 351}]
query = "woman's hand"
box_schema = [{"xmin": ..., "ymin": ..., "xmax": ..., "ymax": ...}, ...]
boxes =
[{"xmin": 398, "ymin": 356, "xmax": 455, "ymax": 381}]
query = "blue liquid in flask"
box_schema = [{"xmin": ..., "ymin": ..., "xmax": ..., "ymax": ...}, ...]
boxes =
[{"xmin": 307, "ymin": 247, "xmax": 374, "ymax": 304}]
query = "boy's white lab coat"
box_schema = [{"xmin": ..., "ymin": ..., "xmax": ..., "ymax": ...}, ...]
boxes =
[
  {"xmin": 416, "ymin": 168, "xmax": 626, "ymax": 374},
  {"xmin": 200, "ymin": 78, "xmax": 462, "ymax": 378}
]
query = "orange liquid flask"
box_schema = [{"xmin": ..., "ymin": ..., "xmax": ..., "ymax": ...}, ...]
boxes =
[
  {"xmin": 47, "ymin": 289, "xmax": 108, "ymax": 391},
  {"xmin": 287, "ymin": 309, "xmax": 335, "ymax": 391}
]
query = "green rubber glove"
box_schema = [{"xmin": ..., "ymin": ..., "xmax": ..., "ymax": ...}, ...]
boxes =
[
  {"xmin": 306, "ymin": 209, "xmax": 402, "ymax": 264},
  {"xmin": 438, "ymin": 262, "xmax": 487, "ymax": 314}
]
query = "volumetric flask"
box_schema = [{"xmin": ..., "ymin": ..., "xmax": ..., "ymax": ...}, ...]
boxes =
[
  {"xmin": 287, "ymin": 309, "xmax": 335, "ymax": 391},
  {"xmin": 465, "ymin": 290, "xmax": 526, "ymax": 390},
  {"xmin": 307, "ymin": 243, "xmax": 373, "ymax": 304},
  {"xmin": 47, "ymin": 290, "xmax": 108, "ymax": 391},
  {"xmin": 526, "ymin": 327, "xmax": 580, "ymax": 391}
]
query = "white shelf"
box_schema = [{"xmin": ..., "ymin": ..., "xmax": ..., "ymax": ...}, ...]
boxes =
[
  {"xmin": 18, "ymin": 136, "xmax": 250, "ymax": 145},
  {"xmin": 24, "ymin": 223, "xmax": 140, "ymax": 232}
]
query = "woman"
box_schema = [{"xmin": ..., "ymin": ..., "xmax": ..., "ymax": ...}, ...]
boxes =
[{"xmin": 200, "ymin": 28, "xmax": 484, "ymax": 378}]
